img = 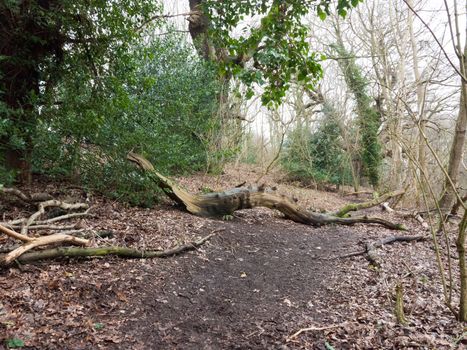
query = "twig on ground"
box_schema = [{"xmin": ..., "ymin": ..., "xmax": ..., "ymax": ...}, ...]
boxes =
[{"xmin": 286, "ymin": 323, "xmax": 344, "ymax": 342}]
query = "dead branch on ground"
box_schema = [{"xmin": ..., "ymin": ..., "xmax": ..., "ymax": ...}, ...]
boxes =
[
  {"xmin": 0, "ymin": 194, "xmax": 92, "ymax": 265},
  {"xmin": 0, "ymin": 186, "xmax": 53, "ymax": 202},
  {"xmin": 0, "ymin": 233, "xmax": 215, "ymax": 266},
  {"xmin": 21, "ymin": 200, "xmax": 89, "ymax": 235},
  {"xmin": 286, "ymin": 323, "xmax": 344, "ymax": 342},
  {"xmin": 0, "ymin": 223, "xmax": 89, "ymax": 265},
  {"xmin": 337, "ymin": 235, "xmax": 426, "ymax": 268},
  {"xmin": 343, "ymin": 190, "xmax": 374, "ymax": 196},
  {"xmin": 332, "ymin": 189, "xmax": 405, "ymax": 217}
]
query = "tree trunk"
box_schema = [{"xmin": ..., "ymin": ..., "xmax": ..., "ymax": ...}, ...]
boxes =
[
  {"xmin": 187, "ymin": 0, "xmax": 215, "ymax": 61},
  {"xmin": 438, "ymin": 55, "xmax": 467, "ymax": 211},
  {"xmin": 407, "ymin": 0, "xmax": 428, "ymax": 200},
  {"xmin": 3, "ymin": 148, "xmax": 33, "ymax": 185},
  {"xmin": 0, "ymin": 54, "xmax": 37, "ymax": 185},
  {"xmin": 457, "ymin": 209, "xmax": 467, "ymax": 321}
]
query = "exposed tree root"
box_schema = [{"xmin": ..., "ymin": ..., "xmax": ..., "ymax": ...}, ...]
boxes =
[
  {"xmin": 0, "ymin": 233, "xmax": 215, "ymax": 266},
  {"xmin": 127, "ymin": 152, "xmax": 405, "ymax": 230},
  {"xmin": 338, "ymin": 235, "xmax": 426, "ymax": 268}
]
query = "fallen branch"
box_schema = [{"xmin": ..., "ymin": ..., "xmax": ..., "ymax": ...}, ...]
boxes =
[
  {"xmin": 1, "ymin": 187, "xmax": 29, "ymax": 201},
  {"xmin": 2, "ymin": 234, "xmax": 90, "ymax": 265},
  {"xmin": 0, "ymin": 233, "xmax": 215, "ymax": 266},
  {"xmin": 0, "ymin": 223, "xmax": 32, "ymax": 242},
  {"xmin": 34, "ymin": 209, "xmax": 92, "ymax": 225},
  {"xmin": 286, "ymin": 323, "xmax": 343, "ymax": 342},
  {"xmin": 343, "ymin": 190, "xmax": 374, "ymax": 196},
  {"xmin": 128, "ymin": 152, "xmax": 405, "ymax": 230},
  {"xmin": 0, "ymin": 187, "xmax": 53, "ymax": 202},
  {"xmin": 6, "ymin": 224, "xmax": 78, "ymax": 231},
  {"xmin": 414, "ymin": 213, "xmax": 429, "ymax": 229},
  {"xmin": 338, "ymin": 235, "xmax": 426, "ymax": 267},
  {"xmin": 1, "ymin": 210, "xmax": 91, "ymax": 229},
  {"xmin": 332, "ymin": 189, "xmax": 405, "ymax": 217},
  {"xmin": 22, "ymin": 200, "xmax": 89, "ymax": 235}
]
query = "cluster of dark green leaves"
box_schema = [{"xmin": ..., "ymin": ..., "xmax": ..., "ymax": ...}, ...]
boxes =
[
  {"xmin": 33, "ymin": 34, "xmax": 220, "ymax": 206},
  {"xmin": 203, "ymin": 0, "xmax": 362, "ymax": 107},
  {"xmin": 0, "ymin": 0, "xmax": 162, "ymax": 184},
  {"xmin": 282, "ymin": 107, "xmax": 353, "ymax": 186},
  {"xmin": 1, "ymin": 1, "xmax": 224, "ymax": 204}
]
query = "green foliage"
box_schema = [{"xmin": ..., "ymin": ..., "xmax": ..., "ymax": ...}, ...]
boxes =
[
  {"xmin": 5, "ymin": 338, "xmax": 24, "ymax": 349},
  {"xmin": 282, "ymin": 111, "xmax": 353, "ymax": 186},
  {"xmin": 332, "ymin": 42, "xmax": 382, "ymax": 187},
  {"xmin": 203, "ymin": 0, "xmax": 362, "ymax": 107},
  {"xmin": 0, "ymin": 164, "xmax": 15, "ymax": 185},
  {"xmin": 32, "ymin": 33, "xmax": 220, "ymax": 206},
  {"xmin": 93, "ymin": 323, "xmax": 104, "ymax": 331},
  {"xmin": 239, "ymin": 131, "xmax": 261, "ymax": 164},
  {"xmin": 0, "ymin": 0, "xmax": 161, "ymax": 179}
]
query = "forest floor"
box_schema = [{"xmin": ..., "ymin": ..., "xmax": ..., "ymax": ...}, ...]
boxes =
[{"xmin": 0, "ymin": 164, "xmax": 465, "ymax": 349}]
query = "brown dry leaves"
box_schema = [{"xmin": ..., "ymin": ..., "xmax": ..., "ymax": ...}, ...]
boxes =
[{"xmin": 0, "ymin": 165, "xmax": 465, "ymax": 349}]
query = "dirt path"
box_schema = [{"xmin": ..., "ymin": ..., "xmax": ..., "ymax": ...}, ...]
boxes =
[{"xmin": 120, "ymin": 219, "xmax": 359, "ymax": 349}]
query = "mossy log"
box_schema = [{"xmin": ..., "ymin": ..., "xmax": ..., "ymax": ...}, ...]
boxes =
[
  {"xmin": 332, "ymin": 189, "xmax": 405, "ymax": 217},
  {"xmin": 0, "ymin": 234, "xmax": 214, "ymax": 266},
  {"xmin": 127, "ymin": 152, "xmax": 405, "ymax": 230}
]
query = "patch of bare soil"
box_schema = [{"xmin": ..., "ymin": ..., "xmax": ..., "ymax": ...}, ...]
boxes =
[
  {"xmin": 0, "ymin": 164, "xmax": 465, "ymax": 349},
  {"xmin": 118, "ymin": 219, "xmax": 359, "ymax": 350}
]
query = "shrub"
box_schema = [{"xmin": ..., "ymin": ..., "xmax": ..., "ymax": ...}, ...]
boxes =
[
  {"xmin": 282, "ymin": 115, "xmax": 353, "ymax": 187},
  {"xmin": 32, "ymin": 34, "xmax": 220, "ymax": 205}
]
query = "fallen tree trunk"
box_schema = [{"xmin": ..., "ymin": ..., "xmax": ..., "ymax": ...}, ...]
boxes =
[
  {"xmin": 127, "ymin": 152, "xmax": 405, "ymax": 230},
  {"xmin": 0, "ymin": 233, "xmax": 214, "ymax": 266}
]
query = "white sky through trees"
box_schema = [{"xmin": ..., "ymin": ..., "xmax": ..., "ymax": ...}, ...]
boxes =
[{"xmin": 158, "ymin": 0, "xmax": 466, "ymax": 141}]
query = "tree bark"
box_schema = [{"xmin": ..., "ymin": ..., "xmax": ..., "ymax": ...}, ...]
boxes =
[
  {"xmin": 188, "ymin": 0, "xmax": 215, "ymax": 61},
  {"xmin": 407, "ymin": 0, "xmax": 428, "ymax": 197}
]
